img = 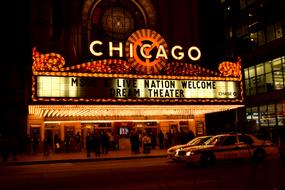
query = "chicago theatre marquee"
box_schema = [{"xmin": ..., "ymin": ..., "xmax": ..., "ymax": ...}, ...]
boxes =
[{"xmin": 28, "ymin": 28, "xmax": 244, "ymax": 141}]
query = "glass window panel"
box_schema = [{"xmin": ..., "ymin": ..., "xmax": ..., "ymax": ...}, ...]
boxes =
[
  {"xmin": 268, "ymin": 104, "xmax": 276, "ymax": 113},
  {"xmin": 268, "ymin": 104, "xmax": 276, "ymax": 126},
  {"xmin": 282, "ymin": 56, "xmax": 285, "ymax": 70},
  {"xmin": 265, "ymin": 73, "xmax": 274, "ymax": 92},
  {"xmin": 244, "ymin": 68, "xmax": 249, "ymax": 79},
  {"xmin": 260, "ymin": 105, "xmax": 267, "ymax": 112},
  {"xmin": 252, "ymin": 106, "xmax": 258, "ymax": 113},
  {"xmin": 256, "ymin": 75, "xmax": 266, "ymax": 94},
  {"xmin": 273, "ymin": 71, "xmax": 284, "ymax": 90},
  {"xmin": 277, "ymin": 103, "xmax": 283, "ymax": 113},
  {"xmin": 283, "ymin": 57, "xmax": 285, "ymax": 79},
  {"xmin": 282, "ymin": 69, "xmax": 285, "ymax": 88},
  {"xmin": 252, "ymin": 106, "xmax": 259, "ymax": 126},
  {"xmin": 266, "ymin": 24, "xmax": 275, "ymax": 42},
  {"xmin": 275, "ymin": 22, "xmax": 283, "ymax": 39},
  {"xmin": 246, "ymin": 107, "xmax": 252, "ymax": 120},
  {"xmin": 222, "ymin": 136, "xmax": 237, "ymax": 146},
  {"xmin": 272, "ymin": 58, "xmax": 282, "ymax": 71},
  {"xmin": 249, "ymin": 66, "xmax": 255, "ymax": 77},
  {"xmin": 260, "ymin": 105, "xmax": 268, "ymax": 127},
  {"xmin": 250, "ymin": 77, "xmax": 256, "ymax": 95},
  {"xmin": 258, "ymin": 29, "xmax": 265, "ymax": 46},
  {"xmin": 277, "ymin": 103, "xmax": 285, "ymax": 126},
  {"xmin": 256, "ymin": 75, "xmax": 265, "ymax": 86},
  {"xmin": 256, "ymin": 63, "xmax": 264, "ymax": 75},
  {"xmin": 265, "ymin": 61, "xmax": 272, "ymax": 73}
]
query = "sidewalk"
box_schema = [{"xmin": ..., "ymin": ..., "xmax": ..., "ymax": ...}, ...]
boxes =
[{"xmin": 0, "ymin": 149, "xmax": 168, "ymax": 166}]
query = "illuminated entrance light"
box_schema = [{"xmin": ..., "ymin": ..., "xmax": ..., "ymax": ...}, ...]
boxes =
[{"xmin": 29, "ymin": 104, "xmax": 244, "ymax": 119}]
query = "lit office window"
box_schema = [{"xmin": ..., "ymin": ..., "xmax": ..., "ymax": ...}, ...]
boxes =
[
  {"xmin": 249, "ymin": 66, "xmax": 255, "ymax": 77},
  {"xmin": 265, "ymin": 73, "xmax": 274, "ymax": 92},
  {"xmin": 283, "ymin": 56, "xmax": 285, "ymax": 84},
  {"xmin": 265, "ymin": 61, "xmax": 272, "ymax": 73},
  {"xmin": 252, "ymin": 106, "xmax": 259, "ymax": 125},
  {"xmin": 244, "ymin": 57, "xmax": 285, "ymax": 96},
  {"xmin": 272, "ymin": 58, "xmax": 283, "ymax": 90},
  {"xmin": 244, "ymin": 68, "xmax": 249, "ymax": 79},
  {"xmin": 250, "ymin": 77, "xmax": 256, "ymax": 95},
  {"xmin": 265, "ymin": 60, "xmax": 274, "ymax": 92},
  {"xmin": 246, "ymin": 107, "xmax": 252, "ymax": 120},
  {"xmin": 268, "ymin": 104, "xmax": 276, "ymax": 126},
  {"xmin": 244, "ymin": 68, "xmax": 250, "ymax": 96},
  {"xmin": 248, "ymin": 66, "xmax": 256, "ymax": 95},
  {"xmin": 256, "ymin": 63, "xmax": 264, "ymax": 75},
  {"xmin": 256, "ymin": 75, "xmax": 266, "ymax": 93},
  {"xmin": 277, "ymin": 103, "xmax": 285, "ymax": 126},
  {"xmin": 259, "ymin": 105, "xmax": 268, "ymax": 127}
]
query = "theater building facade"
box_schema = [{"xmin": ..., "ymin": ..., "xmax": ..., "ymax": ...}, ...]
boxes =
[{"xmin": 27, "ymin": 0, "xmax": 244, "ymax": 147}]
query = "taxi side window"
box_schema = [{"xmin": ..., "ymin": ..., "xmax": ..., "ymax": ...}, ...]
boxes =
[
  {"xmin": 239, "ymin": 135, "xmax": 253, "ymax": 144},
  {"xmin": 222, "ymin": 136, "xmax": 237, "ymax": 146}
]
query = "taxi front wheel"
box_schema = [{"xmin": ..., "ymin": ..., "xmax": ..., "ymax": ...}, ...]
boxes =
[
  {"xmin": 200, "ymin": 152, "xmax": 215, "ymax": 165},
  {"xmin": 252, "ymin": 148, "xmax": 266, "ymax": 162}
]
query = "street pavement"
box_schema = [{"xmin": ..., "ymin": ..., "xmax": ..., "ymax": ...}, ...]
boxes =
[{"xmin": 0, "ymin": 148, "xmax": 167, "ymax": 166}]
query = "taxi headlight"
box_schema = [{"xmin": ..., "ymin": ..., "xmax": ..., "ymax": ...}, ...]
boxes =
[
  {"xmin": 186, "ymin": 151, "xmax": 195, "ymax": 156},
  {"xmin": 176, "ymin": 149, "xmax": 182, "ymax": 153}
]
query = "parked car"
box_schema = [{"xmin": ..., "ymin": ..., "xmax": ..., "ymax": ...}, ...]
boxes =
[
  {"xmin": 175, "ymin": 133, "xmax": 277, "ymax": 165},
  {"xmin": 167, "ymin": 135, "xmax": 213, "ymax": 161}
]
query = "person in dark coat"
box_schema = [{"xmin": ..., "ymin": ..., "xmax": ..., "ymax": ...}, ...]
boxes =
[
  {"xmin": 85, "ymin": 132, "xmax": 92, "ymax": 158},
  {"xmin": 158, "ymin": 130, "xmax": 164, "ymax": 149},
  {"xmin": 94, "ymin": 131, "xmax": 101, "ymax": 157}
]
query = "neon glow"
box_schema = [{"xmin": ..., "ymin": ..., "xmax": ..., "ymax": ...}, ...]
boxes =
[{"xmin": 29, "ymin": 104, "xmax": 244, "ymax": 119}]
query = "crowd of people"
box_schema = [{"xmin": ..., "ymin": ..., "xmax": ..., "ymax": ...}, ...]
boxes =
[
  {"xmin": 1, "ymin": 128, "xmax": 196, "ymax": 161},
  {"xmin": 129, "ymin": 129, "xmax": 195, "ymax": 154}
]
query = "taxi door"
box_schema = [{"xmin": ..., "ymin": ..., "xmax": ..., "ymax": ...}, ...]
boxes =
[{"xmin": 218, "ymin": 136, "xmax": 240, "ymax": 160}]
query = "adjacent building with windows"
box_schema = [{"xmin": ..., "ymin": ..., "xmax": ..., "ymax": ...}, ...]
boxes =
[{"xmin": 220, "ymin": 0, "xmax": 285, "ymax": 141}]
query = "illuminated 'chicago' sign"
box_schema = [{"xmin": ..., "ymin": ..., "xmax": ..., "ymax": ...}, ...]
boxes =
[
  {"xmin": 89, "ymin": 41, "xmax": 201, "ymax": 60},
  {"xmin": 89, "ymin": 29, "xmax": 201, "ymax": 74},
  {"xmin": 36, "ymin": 76, "xmax": 240, "ymax": 99}
]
